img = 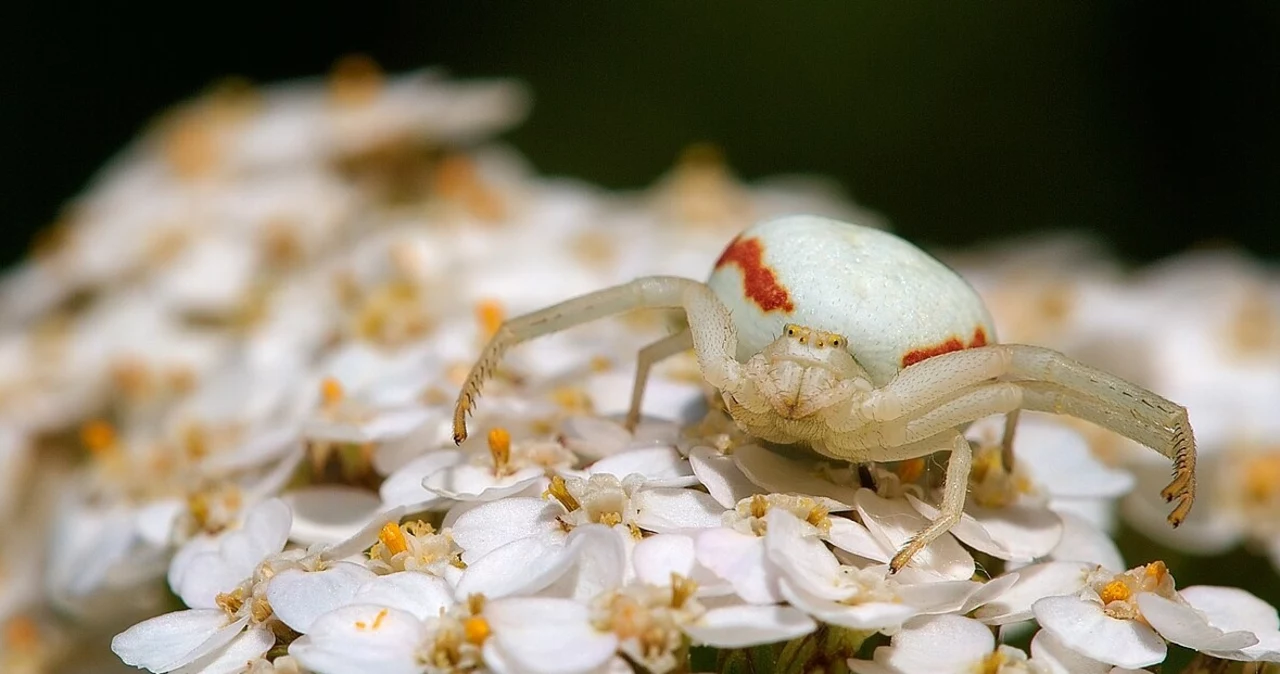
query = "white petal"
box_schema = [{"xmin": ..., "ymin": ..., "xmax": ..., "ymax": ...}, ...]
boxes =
[
  {"xmin": 696, "ymin": 528, "xmax": 780, "ymax": 604},
  {"xmin": 1178, "ymin": 585, "xmax": 1280, "ymax": 634},
  {"xmin": 732, "ymin": 444, "xmax": 859, "ymax": 509},
  {"xmin": 855, "ymin": 490, "xmax": 974, "ymax": 580},
  {"xmin": 909, "ymin": 495, "xmax": 1061, "ymax": 563},
  {"xmin": 285, "ymin": 486, "xmax": 384, "ymax": 548},
  {"xmin": 541, "ymin": 525, "xmax": 628, "ymax": 602},
  {"xmin": 1033, "ymin": 595, "xmax": 1166, "ymax": 669},
  {"xmin": 267, "ymin": 563, "xmax": 378, "ymax": 633},
  {"xmin": 684, "ymin": 604, "xmax": 816, "ymax": 648},
  {"xmin": 632, "ymin": 534, "xmax": 696, "ymax": 586},
  {"xmin": 1009, "ymin": 419, "xmax": 1135, "ymax": 498},
  {"xmin": 111, "ymin": 610, "xmax": 243, "ymax": 673},
  {"xmin": 354, "ymin": 572, "xmax": 456, "ymax": 621},
  {"xmin": 1136, "ymin": 592, "xmax": 1259, "ymax": 654},
  {"xmin": 451, "ymin": 497, "xmax": 562, "ymax": 564},
  {"xmin": 486, "ymin": 597, "xmax": 619, "ymax": 674},
  {"xmin": 171, "ymin": 625, "xmax": 274, "ymax": 674},
  {"xmin": 224, "ymin": 499, "xmax": 293, "ymax": 573},
  {"xmin": 423, "ymin": 464, "xmax": 544, "ymax": 501},
  {"xmin": 825, "ymin": 517, "xmax": 889, "ymax": 563},
  {"xmin": 136, "ymin": 499, "xmax": 184, "ymax": 547},
  {"xmin": 378, "ymin": 451, "xmax": 464, "ymax": 511},
  {"xmin": 975, "ymin": 562, "xmax": 1093, "ymax": 625},
  {"xmin": 688, "ymin": 446, "xmax": 761, "ymax": 508},
  {"xmin": 288, "ymin": 605, "xmax": 426, "ymax": 674},
  {"xmin": 779, "ymin": 576, "xmax": 917, "ymax": 630},
  {"xmin": 630, "ymin": 488, "xmax": 725, "ymax": 533},
  {"xmin": 455, "ymin": 532, "xmax": 572, "ymax": 599},
  {"xmin": 762, "ymin": 509, "xmax": 844, "ymax": 601},
  {"xmin": 1030, "ymin": 629, "xmax": 1118, "ymax": 674},
  {"xmin": 867, "ymin": 614, "xmax": 995, "ymax": 674},
  {"xmin": 323, "ymin": 506, "xmax": 408, "ymax": 561},
  {"xmin": 1045, "ymin": 511, "xmax": 1125, "ymax": 571},
  {"xmin": 589, "ymin": 446, "xmax": 698, "ymax": 488}
]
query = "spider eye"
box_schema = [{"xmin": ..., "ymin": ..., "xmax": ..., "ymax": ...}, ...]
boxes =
[
  {"xmin": 786, "ymin": 327, "xmax": 795, "ymax": 336},
  {"xmin": 831, "ymin": 339, "xmax": 841, "ymax": 347}
]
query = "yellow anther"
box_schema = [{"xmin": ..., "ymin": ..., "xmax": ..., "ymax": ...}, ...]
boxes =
[
  {"xmin": 320, "ymin": 377, "xmax": 345, "ymax": 408},
  {"xmin": 329, "ymin": 54, "xmax": 384, "ymax": 106},
  {"xmin": 550, "ymin": 386, "xmax": 593, "ymax": 413},
  {"xmin": 462, "ymin": 616, "xmax": 491, "ymax": 645},
  {"xmin": 589, "ymin": 355, "xmax": 613, "ymax": 372},
  {"xmin": 372, "ymin": 608, "xmax": 389, "ymax": 630},
  {"xmin": 4, "ymin": 616, "xmax": 39, "ymax": 651},
  {"xmin": 474, "ymin": 299, "xmax": 505, "ymax": 340},
  {"xmin": 215, "ymin": 589, "xmax": 246, "ymax": 616},
  {"xmin": 598, "ymin": 511, "xmax": 623, "ymax": 527},
  {"xmin": 1144, "ymin": 560, "xmax": 1168, "ymax": 582},
  {"xmin": 162, "ymin": 110, "xmax": 220, "ymax": 179},
  {"xmin": 896, "ymin": 458, "xmax": 926, "ymax": 483},
  {"xmin": 805, "ymin": 504, "xmax": 831, "ymax": 530},
  {"xmin": 670, "ymin": 573, "xmax": 699, "ymax": 609},
  {"xmin": 748, "ymin": 494, "xmax": 769, "ymax": 519},
  {"xmin": 378, "ymin": 522, "xmax": 409, "ymax": 556},
  {"xmin": 80, "ymin": 420, "xmax": 117, "ymax": 455},
  {"xmin": 977, "ymin": 650, "xmax": 1007, "ymax": 674},
  {"xmin": 433, "ymin": 155, "xmax": 506, "ymax": 221},
  {"xmin": 544, "ymin": 475, "xmax": 581, "ymax": 512},
  {"xmin": 487, "ymin": 427, "xmax": 512, "ymax": 473},
  {"xmin": 1241, "ymin": 454, "xmax": 1280, "ymax": 504},
  {"xmin": 1100, "ymin": 580, "xmax": 1132, "ymax": 605}
]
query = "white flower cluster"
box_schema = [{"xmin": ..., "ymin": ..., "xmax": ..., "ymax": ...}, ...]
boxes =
[{"xmin": 1, "ymin": 59, "xmax": 1278, "ymax": 674}]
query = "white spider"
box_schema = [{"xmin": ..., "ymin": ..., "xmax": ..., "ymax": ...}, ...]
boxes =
[{"xmin": 452, "ymin": 215, "xmax": 1195, "ymax": 572}]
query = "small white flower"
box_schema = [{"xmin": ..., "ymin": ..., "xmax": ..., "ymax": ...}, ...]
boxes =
[{"xmin": 1033, "ymin": 560, "xmax": 1280, "ymax": 667}]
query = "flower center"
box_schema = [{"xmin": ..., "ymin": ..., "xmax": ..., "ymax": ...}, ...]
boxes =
[
  {"xmin": 968, "ymin": 441, "xmax": 1036, "ymax": 508},
  {"xmin": 320, "ymin": 377, "xmax": 345, "ymax": 410},
  {"xmin": 80, "ymin": 419, "xmax": 117, "ymax": 457},
  {"xmin": 1238, "ymin": 452, "xmax": 1280, "ymax": 512},
  {"xmin": 378, "ymin": 521, "xmax": 409, "ymax": 556},
  {"xmin": 1092, "ymin": 561, "xmax": 1177, "ymax": 622}
]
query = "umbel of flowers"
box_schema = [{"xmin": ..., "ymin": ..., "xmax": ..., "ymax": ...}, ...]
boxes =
[{"xmin": 0, "ymin": 58, "xmax": 1277, "ymax": 674}]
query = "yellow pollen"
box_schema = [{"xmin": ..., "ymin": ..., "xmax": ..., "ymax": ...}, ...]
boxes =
[
  {"xmin": 475, "ymin": 299, "xmax": 505, "ymax": 340},
  {"xmin": 432, "ymin": 155, "xmax": 506, "ymax": 221},
  {"xmin": 1241, "ymin": 454, "xmax": 1280, "ymax": 504},
  {"xmin": 1100, "ymin": 580, "xmax": 1132, "ymax": 605},
  {"xmin": 378, "ymin": 522, "xmax": 409, "ymax": 556},
  {"xmin": 162, "ymin": 111, "xmax": 220, "ymax": 179},
  {"xmin": 462, "ymin": 616, "xmax": 491, "ymax": 645},
  {"xmin": 748, "ymin": 494, "xmax": 769, "ymax": 519},
  {"xmin": 1144, "ymin": 560, "xmax": 1168, "ymax": 582},
  {"xmin": 329, "ymin": 54, "xmax": 384, "ymax": 105},
  {"xmin": 589, "ymin": 355, "xmax": 613, "ymax": 372},
  {"xmin": 896, "ymin": 458, "xmax": 926, "ymax": 483},
  {"xmin": 545, "ymin": 475, "xmax": 581, "ymax": 511},
  {"xmin": 550, "ymin": 386, "xmax": 593, "ymax": 413},
  {"xmin": 372, "ymin": 608, "xmax": 388, "ymax": 630},
  {"xmin": 670, "ymin": 573, "xmax": 698, "ymax": 608},
  {"xmin": 487, "ymin": 427, "xmax": 512, "ymax": 472},
  {"xmin": 215, "ymin": 589, "xmax": 245, "ymax": 615},
  {"xmin": 805, "ymin": 505, "xmax": 831, "ymax": 530},
  {"xmin": 80, "ymin": 420, "xmax": 117, "ymax": 455},
  {"xmin": 598, "ymin": 511, "xmax": 623, "ymax": 527},
  {"xmin": 4, "ymin": 616, "xmax": 39, "ymax": 651},
  {"xmin": 976, "ymin": 650, "xmax": 1007, "ymax": 674},
  {"xmin": 320, "ymin": 377, "xmax": 345, "ymax": 408}
]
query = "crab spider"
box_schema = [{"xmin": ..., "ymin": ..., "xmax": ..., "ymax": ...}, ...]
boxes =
[{"xmin": 452, "ymin": 215, "xmax": 1195, "ymax": 572}]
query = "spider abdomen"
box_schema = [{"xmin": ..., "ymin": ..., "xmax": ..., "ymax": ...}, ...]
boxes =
[{"xmin": 707, "ymin": 215, "xmax": 996, "ymax": 385}]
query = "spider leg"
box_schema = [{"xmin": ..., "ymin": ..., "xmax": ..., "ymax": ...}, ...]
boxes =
[
  {"xmin": 453, "ymin": 276, "xmax": 740, "ymax": 443},
  {"xmin": 1001, "ymin": 408, "xmax": 1020, "ymax": 470},
  {"xmin": 889, "ymin": 432, "xmax": 972, "ymax": 573},
  {"xmin": 625, "ymin": 328, "xmax": 693, "ymax": 431}
]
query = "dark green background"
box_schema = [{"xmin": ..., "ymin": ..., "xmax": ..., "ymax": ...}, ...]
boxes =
[{"xmin": 4, "ymin": 2, "xmax": 1278, "ymax": 267}]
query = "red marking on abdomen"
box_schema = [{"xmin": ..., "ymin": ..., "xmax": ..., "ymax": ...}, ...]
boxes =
[
  {"xmin": 901, "ymin": 326, "xmax": 990, "ymax": 368},
  {"xmin": 714, "ymin": 236, "xmax": 795, "ymax": 313}
]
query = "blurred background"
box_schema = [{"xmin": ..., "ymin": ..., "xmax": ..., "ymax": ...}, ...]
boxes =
[{"xmin": 4, "ymin": 1, "xmax": 1278, "ymax": 269}]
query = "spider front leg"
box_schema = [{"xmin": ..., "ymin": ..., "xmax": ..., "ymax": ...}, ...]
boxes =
[
  {"xmin": 849, "ymin": 344, "xmax": 1196, "ymax": 526},
  {"xmin": 452, "ymin": 276, "xmax": 742, "ymax": 443}
]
